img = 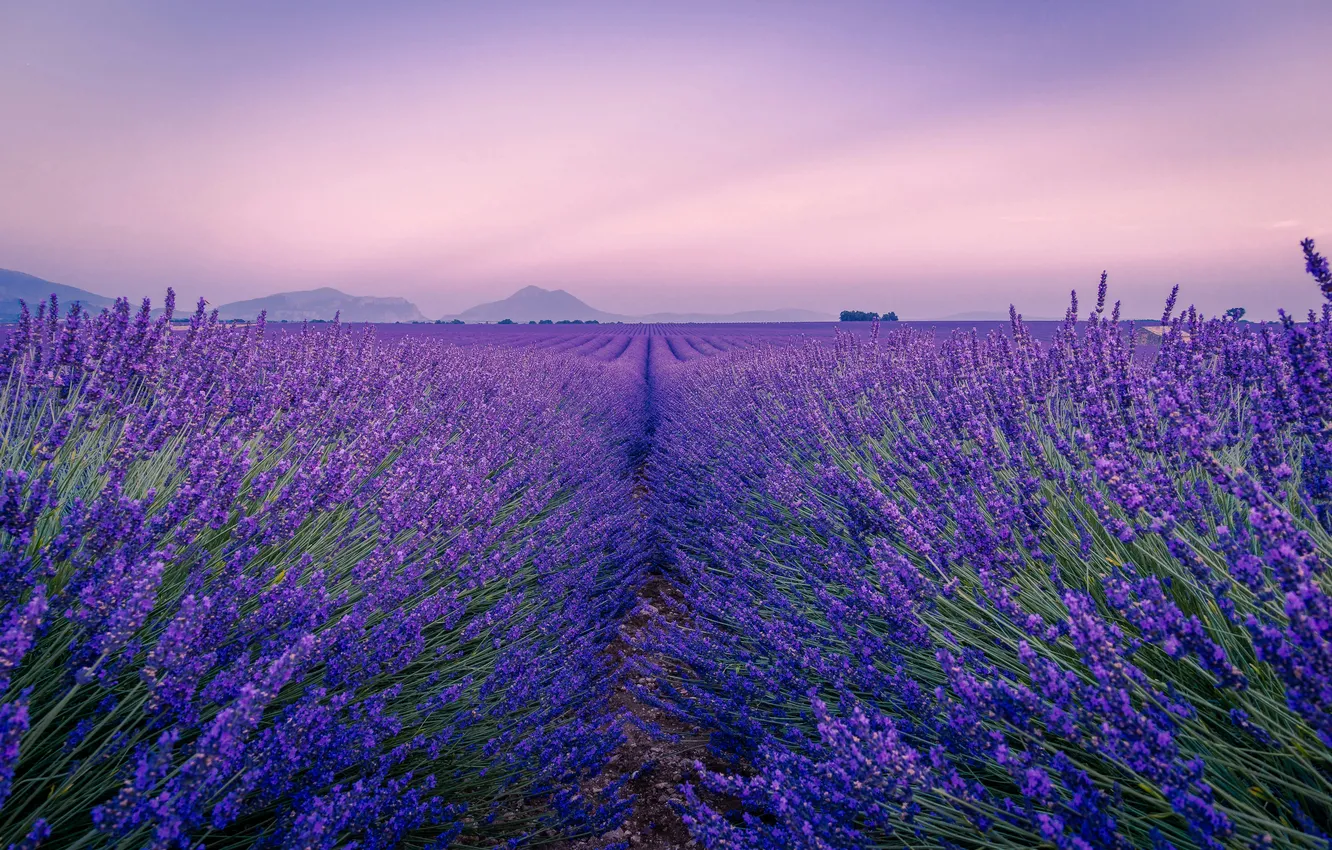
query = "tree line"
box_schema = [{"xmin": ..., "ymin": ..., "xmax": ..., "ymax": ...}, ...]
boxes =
[{"xmin": 840, "ymin": 310, "xmax": 898, "ymax": 322}]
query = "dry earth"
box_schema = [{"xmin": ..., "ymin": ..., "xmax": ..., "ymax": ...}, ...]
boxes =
[{"xmin": 548, "ymin": 575, "xmax": 741, "ymax": 850}]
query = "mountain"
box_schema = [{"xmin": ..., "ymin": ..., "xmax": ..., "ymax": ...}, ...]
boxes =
[
  {"xmin": 1, "ymin": 269, "xmax": 115, "ymax": 320},
  {"xmin": 448, "ymin": 286, "xmax": 833, "ymax": 323},
  {"xmin": 217, "ymin": 288, "xmax": 427, "ymax": 323},
  {"xmin": 454, "ymin": 286, "xmax": 621, "ymax": 323}
]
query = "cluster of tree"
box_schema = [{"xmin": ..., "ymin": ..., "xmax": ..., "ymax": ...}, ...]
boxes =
[
  {"xmin": 840, "ymin": 310, "xmax": 899, "ymax": 322},
  {"xmin": 1226, "ymin": 307, "xmax": 1246, "ymax": 321},
  {"xmin": 432, "ymin": 318, "xmax": 466, "ymax": 324}
]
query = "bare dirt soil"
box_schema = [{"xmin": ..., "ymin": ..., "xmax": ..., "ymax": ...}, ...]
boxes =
[{"xmin": 550, "ymin": 575, "xmax": 740, "ymax": 850}]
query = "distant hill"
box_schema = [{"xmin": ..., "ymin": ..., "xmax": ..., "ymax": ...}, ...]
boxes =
[
  {"xmin": 217, "ymin": 288, "xmax": 427, "ymax": 323},
  {"xmin": 448, "ymin": 286, "xmax": 833, "ymax": 324},
  {"xmin": 0, "ymin": 269, "xmax": 115, "ymax": 320},
  {"xmin": 454, "ymin": 286, "xmax": 621, "ymax": 323}
]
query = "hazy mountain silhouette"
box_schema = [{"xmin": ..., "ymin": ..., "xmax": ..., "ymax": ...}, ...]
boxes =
[
  {"xmin": 217, "ymin": 288, "xmax": 427, "ymax": 323},
  {"xmin": 449, "ymin": 285, "xmax": 832, "ymax": 323},
  {"xmin": 455, "ymin": 286, "xmax": 621, "ymax": 323},
  {"xmin": 1, "ymin": 269, "xmax": 830, "ymax": 324},
  {"xmin": 0, "ymin": 269, "xmax": 114, "ymax": 320}
]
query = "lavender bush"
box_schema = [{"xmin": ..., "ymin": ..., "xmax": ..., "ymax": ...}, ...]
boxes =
[
  {"xmin": 0, "ymin": 296, "xmax": 646, "ymax": 847},
  {"xmin": 5, "ymin": 241, "xmax": 1332, "ymax": 850},
  {"xmin": 643, "ymin": 246, "xmax": 1332, "ymax": 848}
]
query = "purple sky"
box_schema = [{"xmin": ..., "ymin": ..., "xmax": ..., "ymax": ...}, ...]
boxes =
[{"xmin": 3, "ymin": 1, "xmax": 1331, "ymax": 319}]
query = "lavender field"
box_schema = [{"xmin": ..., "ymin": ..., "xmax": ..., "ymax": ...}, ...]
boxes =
[{"xmin": 0, "ymin": 245, "xmax": 1330, "ymax": 850}]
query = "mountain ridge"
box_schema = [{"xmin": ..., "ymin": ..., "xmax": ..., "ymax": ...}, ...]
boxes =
[
  {"xmin": 0, "ymin": 269, "xmax": 115, "ymax": 320},
  {"xmin": 215, "ymin": 288, "xmax": 428, "ymax": 323}
]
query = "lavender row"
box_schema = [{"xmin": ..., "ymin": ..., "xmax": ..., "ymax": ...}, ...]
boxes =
[
  {"xmin": 643, "ymin": 251, "xmax": 1332, "ymax": 848},
  {"xmin": 322, "ymin": 320, "xmax": 1097, "ymax": 357},
  {"xmin": 0, "ymin": 295, "xmax": 646, "ymax": 848}
]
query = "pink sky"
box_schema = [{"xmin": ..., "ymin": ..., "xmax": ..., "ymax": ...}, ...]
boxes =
[{"xmin": 3, "ymin": 1, "xmax": 1331, "ymax": 319}]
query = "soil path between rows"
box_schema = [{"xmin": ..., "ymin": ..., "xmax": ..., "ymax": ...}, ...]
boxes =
[
  {"xmin": 553, "ymin": 339, "xmax": 737, "ymax": 849},
  {"xmin": 551, "ymin": 575, "xmax": 713, "ymax": 850}
]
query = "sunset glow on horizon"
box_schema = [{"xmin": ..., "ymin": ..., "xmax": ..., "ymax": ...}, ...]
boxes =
[{"xmin": 3, "ymin": 1, "xmax": 1331, "ymax": 319}]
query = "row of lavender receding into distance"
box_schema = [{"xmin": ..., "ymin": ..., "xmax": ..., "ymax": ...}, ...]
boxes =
[
  {"xmin": 637, "ymin": 241, "xmax": 1332, "ymax": 849},
  {"xmin": 0, "ymin": 239, "xmax": 1329, "ymax": 848},
  {"xmin": 0, "ymin": 297, "xmax": 651, "ymax": 847}
]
